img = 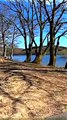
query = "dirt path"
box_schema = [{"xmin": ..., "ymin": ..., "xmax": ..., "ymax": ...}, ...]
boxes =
[{"xmin": 0, "ymin": 59, "xmax": 67, "ymax": 119}]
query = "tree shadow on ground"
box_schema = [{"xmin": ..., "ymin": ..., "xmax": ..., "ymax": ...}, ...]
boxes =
[
  {"xmin": 0, "ymin": 61, "xmax": 67, "ymax": 118},
  {"xmin": 0, "ymin": 62, "xmax": 67, "ymax": 75}
]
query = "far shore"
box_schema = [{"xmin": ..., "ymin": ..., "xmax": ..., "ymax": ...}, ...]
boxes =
[{"xmin": 0, "ymin": 46, "xmax": 67, "ymax": 56}]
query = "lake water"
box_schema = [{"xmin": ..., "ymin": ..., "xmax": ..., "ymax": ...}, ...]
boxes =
[{"xmin": 12, "ymin": 55, "xmax": 67, "ymax": 67}]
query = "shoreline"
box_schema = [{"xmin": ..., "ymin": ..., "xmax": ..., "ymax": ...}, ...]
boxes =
[{"xmin": 0, "ymin": 56, "xmax": 67, "ymax": 68}]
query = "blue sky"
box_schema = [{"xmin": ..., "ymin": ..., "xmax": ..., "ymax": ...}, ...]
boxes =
[
  {"xmin": 16, "ymin": 0, "xmax": 67, "ymax": 48},
  {"xmin": 18, "ymin": 35, "xmax": 67, "ymax": 49},
  {"xmin": 0, "ymin": 0, "xmax": 67, "ymax": 48}
]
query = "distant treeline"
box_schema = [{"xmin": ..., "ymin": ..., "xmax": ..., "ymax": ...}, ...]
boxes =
[{"xmin": 0, "ymin": 46, "xmax": 67, "ymax": 56}]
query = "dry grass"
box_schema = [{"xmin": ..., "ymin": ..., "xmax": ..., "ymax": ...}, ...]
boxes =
[{"xmin": 0, "ymin": 58, "xmax": 67, "ymax": 120}]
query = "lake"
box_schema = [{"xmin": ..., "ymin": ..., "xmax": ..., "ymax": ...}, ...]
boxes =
[{"xmin": 12, "ymin": 55, "xmax": 67, "ymax": 67}]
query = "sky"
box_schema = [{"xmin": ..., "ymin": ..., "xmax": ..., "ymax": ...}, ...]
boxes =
[
  {"xmin": 18, "ymin": 35, "xmax": 67, "ymax": 49},
  {"xmin": 15, "ymin": 0, "xmax": 67, "ymax": 48},
  {"xmin": 0, "ymin": 0, "xmax": 67, "ymax": 48}
]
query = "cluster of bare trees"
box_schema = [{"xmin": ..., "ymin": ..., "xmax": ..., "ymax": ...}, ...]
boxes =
[
  {"xmin": 0, "ymin": 0, "xmax": 67, "ymax": 66},
  {"xmin": 0, "ymin": 3, "xmax": 20, "ymax": 58}
]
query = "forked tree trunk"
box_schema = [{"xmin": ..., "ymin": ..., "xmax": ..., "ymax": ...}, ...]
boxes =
[
  {"xmin": 33, "ymin": 42, "xmax": 50, "ymax": 64},
  {"xmin": 33, "ymin": 1, "xmax": 43, "ymax": 64},
  {"xmin": 33, "ymin": 26, "xmax": 43, "ymax": 64}
]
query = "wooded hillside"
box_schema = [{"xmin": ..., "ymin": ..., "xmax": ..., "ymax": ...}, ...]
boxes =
[{"xmin": 0, "ymin": 46, "xmax": 67, "ymax": 56}]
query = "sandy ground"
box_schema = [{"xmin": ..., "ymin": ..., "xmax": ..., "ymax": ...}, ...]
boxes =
[{"xmin": 0, "ymin": 58, "xmax": 67, "ymax": 119}]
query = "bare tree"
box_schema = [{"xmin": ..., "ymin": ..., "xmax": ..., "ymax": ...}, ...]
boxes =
[
  {"xmin": 0, "ymin": 4, "xmax": 12, "ymax": 57},
  {"xmin": 8, "ymin": 23, "xmax": 20, "ymax": 58},
  {"xmin": 6, "ymin": 0, "xmax": 30, "ymax": 61},
  {"xmin": 43, "ymin": 0, "xmax": 67, "ymax": 66},
  {"xmin": 7, "ymin": 0, "xmax": 38, "ymax": 62},
  {"xmin": 32, "ymin": 0, "xmax": 50, "ymax": 63},
  {"xmin": 2, "ymin": 0, "xmax": 67, "ymax": 65}
]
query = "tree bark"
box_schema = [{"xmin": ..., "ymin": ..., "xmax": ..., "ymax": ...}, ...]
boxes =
[
  {"xmin": 24, "ymin": 34, "xmax": 29, "ymax": 62},
  {"xmin": 33, "ymin": 29, "xmax": 43, "ymax": 64},
  {"xmin": 48, "ymin": 22, "xmax": 55, "ymax": 66},
  {"xmin": 33, "ymin": 42, "xmax": 50, "ymax": 64},
  {"xmin": 2, "ymin": 33, "xmax": 7, "ymax": 58}
]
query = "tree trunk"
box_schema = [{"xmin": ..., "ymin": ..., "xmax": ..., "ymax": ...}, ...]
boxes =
[
  {"xmin": 33, "ymin": 28, "xmax": 43, "ymax": 64},
  {"xmin": 33, "ymin": 1, "xmax": 43, "ymax": 64},
  {"xmin": 48, "ymin": 0, "xmax": 56, "ymax": 66},
  {"xmin": 28, "ymin": 39, "xmax": 32, "ymax": 62},
  {"xmin": 54, "ymin": 39, "xmax": 59, "ymax": 65},
  {"xmin": 10, "ymin": 38, "xmax": 14, "ymax": 59},
  {"xmin": 24, "ymin": 35, "xmax": 32, "ymax": 62},
  {"xmin": 2, "ymin": 33, "xmax": 7, "ymax": 58},
  {"xmin": 48, "ymin": 41, "xmax": 55, "ymax": 66},
  {"xmin": 11, "ymin": 45, "xmax": 13, "ymax": 58},
  {"xmin": 3, "ymin": 44, "xmax": 7, "ymax": 58},
  {"xmin": 10, "ymin": 44, "xmax": 14, "ymax": 59},
  {"xmin": 24, "ymin": 35, "xmax": 29, "ymax": 62},
  {"xmin": 33, "ymin": 42, "xmax": 50, "ymax": 64},
  {"xmin": 48, "ymin": 23, "xmax": 55, "ymax": 66}
]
